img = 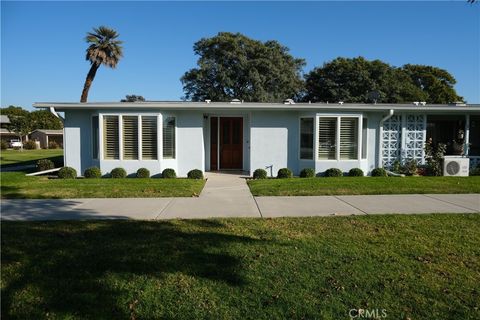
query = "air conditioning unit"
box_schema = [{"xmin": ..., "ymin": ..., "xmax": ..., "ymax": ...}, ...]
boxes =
[{"xmin": 443, "ymin": 156, "xmax": 470, "ymax": 176}]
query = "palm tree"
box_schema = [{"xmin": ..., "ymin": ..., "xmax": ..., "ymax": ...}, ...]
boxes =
[{"xmin": 80, "ymin": 26, "xmax": 123, "ymax": 102}]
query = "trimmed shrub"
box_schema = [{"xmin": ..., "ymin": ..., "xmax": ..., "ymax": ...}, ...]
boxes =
[
  {"xmin": 48, "ymin": 141, "xmax": 59, "ymax": 149},
  {"xmin": 187, "ymin": 169, "xmax": 204, "ymax": 179},
  {"xmin": 470, "ymin": 165, "xmax": 480, "ymax": 176},
  {"xmin": 253, "ymin": 168, "xmax": 267, "ymax": 179},
  {"xmin": 161, "ymin": 168, "xmax": 176, "ymax": 179},
  {"xmin": 23, "ymin": 140, "xmax": 37, "ymax": 150},
  {"xmin": 58, "ymin": 166, "xmax": 77, "ymax": 179},
  {"xmin": 84, "ymin": 166, "xmax": 101, "ymax": 178},
  {"xmin": 371, "ymin": 168, "xmax": 388, "ymax": 177},
  {"xmin": 324, "ymin": 168, "xmax": 343, "ymax": 177},
  {"xmin": 277, "ymin": 168, "xmax": 293, "ymax": 179},
  {"xmin": 300, "ymin": 168, "xmax": 315, "ymax": 178},
  {"xmin": 110, "ymin": 167, "xmax": 127, "ymax": 178},
  {"xmin": 137, "ymin": 168, "xmax": 151, "ymax": 178},
  {"xmin": 37, "ymin": 159, "xmax": 54, "ymax": 172},
  {"xmin": 0, "ymin": 140, "xmax": 8, "ymax": 150},
  {"xmin": 348, "ymin": 168, "xmax": 364, "ymax": 177}
]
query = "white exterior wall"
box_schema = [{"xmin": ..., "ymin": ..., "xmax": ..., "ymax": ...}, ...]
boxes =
[
  {"xmin": 64, "ymin": 110, "xmax": 97, "ymax": 175},
  {"xmin": 63, "ymin": 107, "xmax": 391, "ymax": 177},
  {"xmin": 250, "ymin": 111, "xmax": 299, "ymax": 176},
  {"xmin": 99, "ymin": 110, "xmax": 204, "ymax": 177}
]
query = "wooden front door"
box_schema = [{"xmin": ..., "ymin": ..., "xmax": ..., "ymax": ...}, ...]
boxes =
[{"xmin": 219, "ymin": 117, "xmax": 243, "ymax": 169}]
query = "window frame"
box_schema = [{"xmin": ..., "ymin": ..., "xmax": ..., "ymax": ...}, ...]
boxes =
[
  {"xmin": 99, "ymin": 113, "xmax": 162, "ymax": 161},
  {"xmin": 162, "ymin": 115, "xmax": 176, "ymax": 160},
  {"xmin": 361, "ymin": 117, "xmax": 368, "ymax": 159},
  {"xmin": 102, "ymin": 115, "xmax": 120, "ymax": 160},
  {"xmin": 141, "ymin": 115, "xmax": 159, "ymax": 161},
  {"xmin": 299, "ymin": 117, "xmax": 315, "ymax": 160},
  {"xmin": 316, "ymin": 114, "xmax": 363, "ymax": 161},
  {"xmin": 91, "ymin": 114, "xmax": 99, "ymax": 160},
  {"xmin": 122, "ymin": 115, "xmax": 139, "ymax": 161}
]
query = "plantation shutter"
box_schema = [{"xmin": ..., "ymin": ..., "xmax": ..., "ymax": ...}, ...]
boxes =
[
  {"xmin": 163, "ymin": 117, "xmax": 175, "ymax": 159},
  {"xmin": 318, "ymin": 117, "xmax": 336, "ymax": 160},
  {"xmin": 142, "ymin": 116, "xmax": 158, "ymax": 160},
  {"xmin": 122, "ymin": 116, "xmax": 138, "ymax": 160},
  {"xmin": 340, "ymin": 117, "xmax": 358, "ymax": 160},
  {"xmin": 103, "ymin": 116, "xmax": 119, "ymax": 160}
]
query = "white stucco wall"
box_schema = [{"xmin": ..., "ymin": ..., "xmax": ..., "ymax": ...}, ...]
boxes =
[
  {"xmin": 250, "ymin": 111, "xmax": 300, "ymax": 176},
  {"xmin": 64, "ymin": 110, "xmax": 97, "ymax": 175},
  {"xmin": 63, "ymin": 107, "xmax": 388, "ymax": 178},
  {"xmin": 98, "ymin": 110, "xmax": 204, "ymax": 177}
]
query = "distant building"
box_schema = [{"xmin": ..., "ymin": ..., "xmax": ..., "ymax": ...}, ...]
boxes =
[
  {"xmin": 0, "ymin": 115, "xmax": 18, "ymax": 142},
  {"xmin": 30, "ymin": 129, "xmax": 63, "ymax": 148}
]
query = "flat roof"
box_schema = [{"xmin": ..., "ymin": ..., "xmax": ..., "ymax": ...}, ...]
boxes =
[
  {"xmin": 33, "ymin": 101, "xmax": 480, "ymax": 113},
  {"xmin": 31, "ymin": 129, "xmax": 63, "ymax": 135}
]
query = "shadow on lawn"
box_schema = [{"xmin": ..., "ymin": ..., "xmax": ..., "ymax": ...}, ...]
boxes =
[{"xmin": 1, "ymin": 220, "xmax": 261, "ymax": 318}]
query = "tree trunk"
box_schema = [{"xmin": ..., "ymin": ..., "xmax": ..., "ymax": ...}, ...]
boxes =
[{"xmin": 80, "ymin": 63, "xmax": 100, "ymax": 103}]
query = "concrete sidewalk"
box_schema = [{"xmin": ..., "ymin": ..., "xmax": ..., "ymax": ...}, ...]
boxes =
[{"xmin": 1, "ymin": 173, "xmax": 479, "ymax": 221}]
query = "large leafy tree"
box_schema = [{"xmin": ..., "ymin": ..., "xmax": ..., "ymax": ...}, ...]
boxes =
[
  {"xmin": 304, "ymin": 57, "xmax": 461, "ymax": 104},
  {"xmin": 401, "ymin": 64, "xmax": 463, "ymax": 104},
  {"xmin": 29, "ymin": 110, "xmax": 63, "ymax": 130},
  {"xmin": 1, "ymin": 106, "xmax": 63, "ymax": 142},
  {"xmin": 80, "ymin": 26, "xmax": 123, "ymax": 102},
  {"xmin": 181, "ymin": 32, "xmax": 305, "ymax": 102}
]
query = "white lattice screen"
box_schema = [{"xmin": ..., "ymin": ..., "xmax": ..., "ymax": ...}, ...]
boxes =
[
  {"xmin": 382, "ymin": 115, "xmax": 402, "ymax": 168},
  {"xmin": 382, "ymin": 114, "xmax": 426, "ymax": 168},
  {"xmin": 403, "ymin": 115, "xmax": 426, "ymax": 165}
]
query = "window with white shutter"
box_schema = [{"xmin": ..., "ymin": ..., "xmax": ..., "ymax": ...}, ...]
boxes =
[
  {"xmin": 103, "ymin": 116, "xmax": 119, "ymax": 160},
  {"xmin": 122, "ymin": 116, "xmax": 138, "ymax": 160},
  {"xmin": 300, "ymin": 118, "xmax": 314, "ymax": 160},
  {"xmin": 142, "ymin": 116, "xmax": 158, "ymax": 160},
  {"xmin": 318, "ymin": 117, "xmax": 337, "ymax": 160},
  {"xmin": 163, "ymin": 117, "xmax": 175, "ymax": 159},
  {"xmin": 340, "ymin": 117, "xmax": 358, "ymax": 160}
]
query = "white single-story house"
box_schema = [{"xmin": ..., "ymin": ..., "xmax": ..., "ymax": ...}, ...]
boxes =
[
  {"xmin": 30, "ymin": 129, "xmax": 64, "ymax": 148},
  {"xmin": 33, "ymin": 101, "xmax": 480, "ymax": 177}
]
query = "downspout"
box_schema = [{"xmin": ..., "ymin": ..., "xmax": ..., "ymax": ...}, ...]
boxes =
[
  {"xmin": 378, "ymin": 109, "xmax": 394, "ymax": 168},
  {"xmin": 49, "ymin": 107, "xmax": 65, "ymax": 123}
]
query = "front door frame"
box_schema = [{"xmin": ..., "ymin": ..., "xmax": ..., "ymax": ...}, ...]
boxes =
[{"xmin": 210, "ymin": 115, "xmax": 245, "ymax": 171}]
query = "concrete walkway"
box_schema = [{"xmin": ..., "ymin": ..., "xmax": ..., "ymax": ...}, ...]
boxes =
[{"xmin": 1, "ymin": 173, "xmax": 479, "ymax": 221}]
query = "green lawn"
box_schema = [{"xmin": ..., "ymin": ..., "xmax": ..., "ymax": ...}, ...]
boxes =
[
  {"xmin": 0, "ymin": 149, "xmax": 63, "ymax": 167},
  {"xmin": 248, "ymin": 176, "xmax": 480, "ymax": 196},
  {"xmin": 1, "ymin": 172, "xmax": 205, "ymax": 198},
  {"xmin": 2, "ymin": 214, "xmax": 479, "ymax": 319}
]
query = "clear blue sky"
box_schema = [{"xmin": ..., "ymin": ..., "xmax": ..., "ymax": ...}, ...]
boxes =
[{"xmin": 1, "ymin": 1, "xmax": 479, "ymax": 110}]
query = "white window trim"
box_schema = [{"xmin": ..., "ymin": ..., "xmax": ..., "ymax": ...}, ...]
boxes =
[
  {"xmin": 361, "ymin": 116, "xmax": 368, "ymax": 159},
  {"xmin": 317, "ymin": 114, "xmax": 363, "ymax": 161},
  {"xmin": 90, "ymin": 114, "xmax": 99, "ymax": 160},
  {"xmin": 299, "ymin": 116, "xmax": 315, "ymax": 160},
  {"xmin": 100, "ymin": 113, "xmax": 161, "ymax": 161},
  {"xmin": 162, "ymin": 115, "xmax": 177, "ymax": 160}
]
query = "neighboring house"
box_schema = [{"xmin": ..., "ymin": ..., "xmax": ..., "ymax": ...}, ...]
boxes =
[
  {"xmin": 30, "ymin": 129, "xmax": 63, "ymax": 148},
  {"xmin": 33, "ymin": 101, "xmax": 480, "ymax": 177},
  {"xmin": 0, "ymin": 115, "xmax": 18, "ymax": 142}
]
